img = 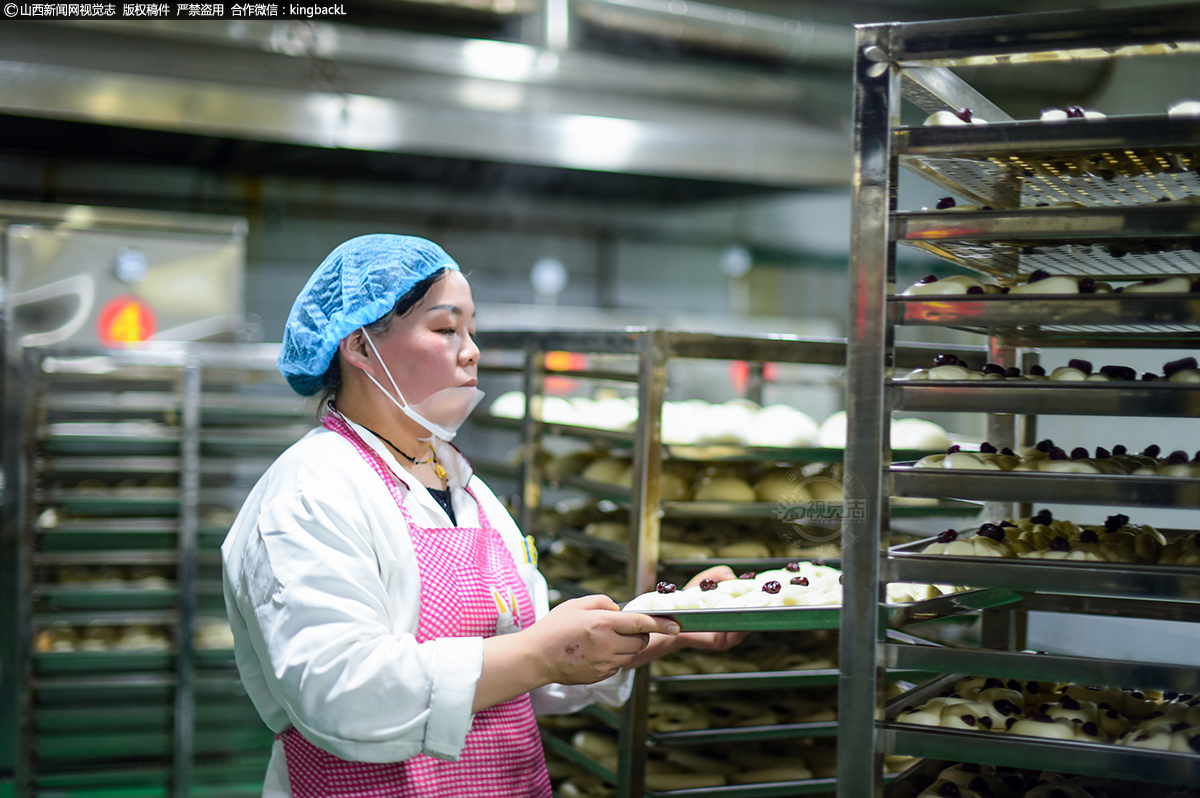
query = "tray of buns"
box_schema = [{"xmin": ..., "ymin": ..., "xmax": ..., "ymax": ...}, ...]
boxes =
[
  {"xmin": 892, "ymin": 378, "xmax": 1200, "ymax": 416},
  {"xmin": 884, "ymin": 756, "xmax": 1200, "ymax": 798},
  {"xmin": 39, "ymin": 422, "xmax": 181, "ymax": 456},
  {"xmin": 902, "ymin": 237, "xmax": 1200, "ymax": 281},
  {"xmin": 894, "ymin": 115, "xmax": 1200, "ymax": 207},
  {"xmin": 881, "ymin": 670, "xmax": 1200, "ymax": 786},
  {"xmin": 894, "ymin": 292, "xmax": 1200, "ymax": 325},
  {"xmin": 888, "ymin": 511, "xmax": 1200, "ymax": 602},
  {"xmin": 545, "ymin": 724, "xmax": 853, "ymax": 796},
  {"xmin": 634, "ymin": 588, "xmax": 1022, "ymax": 632}
]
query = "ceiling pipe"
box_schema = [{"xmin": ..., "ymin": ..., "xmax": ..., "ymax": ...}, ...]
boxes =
[{"xmin": 573, "ymin": 0, "xmax": 855, "ymax": 69}]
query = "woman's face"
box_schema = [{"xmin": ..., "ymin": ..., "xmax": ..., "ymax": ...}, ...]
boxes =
[{"xmin": 369, "ymin": 271, "xmax": 479, "ymax": 406}]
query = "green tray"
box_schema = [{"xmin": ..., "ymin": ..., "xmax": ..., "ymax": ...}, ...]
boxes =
[
  {"xmin": 644, "ymin": 588, "xmax": 1023, "ymax": 632},
  {"xmin": 35, "ymin": 587, "xmax": 178, "ymax": 611},
  {"xmin": 35, "ymin": 651, "xmax": 174, "ymax": 675}
]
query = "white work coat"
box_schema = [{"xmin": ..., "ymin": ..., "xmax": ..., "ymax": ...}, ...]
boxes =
[{"xmin": 222, "ymin": 417, "xmax": 632, "ymax": 797}]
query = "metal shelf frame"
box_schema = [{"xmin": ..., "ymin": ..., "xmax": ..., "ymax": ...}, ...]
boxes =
[
  {"xmin": 5, "ymin": 344, "xmax": 308, "ymax": 798},
  {"xmin": 846, "ymin": 6, "xmax": 1200, "ymax": 797},
  {"xmin": 474, "ymin": 328, "xmax": 1005, "ymax": 798},
  {"xmin": 475, "ymin": 328, "xmax": 857, "ymax": 798}
]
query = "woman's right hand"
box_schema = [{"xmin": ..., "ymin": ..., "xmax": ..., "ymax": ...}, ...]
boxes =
[
  {"xmin": 474, "ymin": 594, "xmax": 678, "ymax": 712},
  {"xmin": 527, "ymin": 594, "xmax": 679, "ymax": 685}
]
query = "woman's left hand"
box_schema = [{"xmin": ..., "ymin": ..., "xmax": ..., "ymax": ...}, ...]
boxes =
[{"xmin": 675, "ymin": 564, "xmax": 747, "ymax": 651}]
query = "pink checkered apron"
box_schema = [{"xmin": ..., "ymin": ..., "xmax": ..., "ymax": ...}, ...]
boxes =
[{"xmin": 275, "ymin": 415, "xmax": 552, "ymax": 797}]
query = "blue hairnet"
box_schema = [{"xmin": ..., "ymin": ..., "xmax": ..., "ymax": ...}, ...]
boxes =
[{"xmin": 278, "ymin": 234, "xmax": 461, "ymax": 395}]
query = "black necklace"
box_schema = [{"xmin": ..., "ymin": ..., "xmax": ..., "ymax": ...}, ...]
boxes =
[{"xmin": 360, "ymin": 424, "xmax": 446, "ymax": 479}]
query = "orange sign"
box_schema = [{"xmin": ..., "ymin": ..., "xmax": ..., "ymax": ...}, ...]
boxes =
[{"xmin": 98, "ymin": 295, "xmax": 156, "ymax": 347}]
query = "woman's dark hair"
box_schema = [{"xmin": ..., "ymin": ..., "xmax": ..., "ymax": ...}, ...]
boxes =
[{"xmin": 316, "ymin": 267, "xmax": 452, "ymax": 415}]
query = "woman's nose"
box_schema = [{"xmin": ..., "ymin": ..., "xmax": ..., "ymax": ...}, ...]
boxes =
[{"xmin": 462, "ymin": 333, "xmax": 480, "ymax": 367}]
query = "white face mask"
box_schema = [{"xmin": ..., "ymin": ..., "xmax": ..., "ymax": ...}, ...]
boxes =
[{"xmin": 359, "ymin": 329, "xmax": 484, "ymax": 441}]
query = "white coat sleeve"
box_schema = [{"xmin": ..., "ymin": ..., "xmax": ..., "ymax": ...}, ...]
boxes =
[
  {"xmin": 467, "ymin": 477, "xmax": 635, "ymax": 715},
  {"xmin": 227, "ymin": 464, "xmax": 481, "ymax": 764}
]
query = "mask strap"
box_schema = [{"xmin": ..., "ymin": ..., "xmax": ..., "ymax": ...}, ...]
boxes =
[{"xmin": 361, "ymin": 328, "xmax": 410, "ymax": 409}]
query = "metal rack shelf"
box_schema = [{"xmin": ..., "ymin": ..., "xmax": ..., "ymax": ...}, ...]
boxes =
[
  {"xmin": 890, "ymin": 466, "xmax": 1200, "ymax": 507},
  {"xmin": 893, "ymin": 293, "xmax": 1200, "ymax": 346},
  {"xmin": 645, "ymin": 778, "xmax": 840, "ymax": 798},
  {"xmin": 885, "ymin": 645, "xmax": 1200, "ymax": 695},
  {"xmin": 880, "ymin": 725, "xmax": 1200, "ymax": 788},
  {"xmin": 653, "ymin": 667, "xmax": 931, "ymax": 693},
  {"xmin": 889, "ymin": 535, "xmax": 1200, "ymax": 604},
  {"xmin": 892, "ymin": 379, "xmax": 1200, "ymax": 416},
  {"xmin": 896, "ymin": 116, "xmax": 1200, "ymax": 209},
  {"xmin": 846, "ymin": 6, "xmax": 1200, "ymax": 796},
  {"xmin": 9, "ymin": 345, "xmax": 305, "ymax": 798},
  {"xmin": 647, "ymin": 721, "xmax": 839, "ymax": 746}
]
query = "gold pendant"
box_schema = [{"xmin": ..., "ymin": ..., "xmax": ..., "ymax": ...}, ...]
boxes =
[{"xmin": 435, "ymin": 463, "xmax": 447, "ymax": 480}]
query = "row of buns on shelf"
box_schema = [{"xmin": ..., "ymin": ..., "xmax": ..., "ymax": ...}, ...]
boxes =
[
  {"xmin": 901, "ymin": 354, "xmax": 1200, "ymax": 384},
  {"xmin": 491, "ymin": 390, "xmax": 952, "ymax": 451},
  {"xmin": 49, "ymin": 564, "xmax": 172, "ymax": 589},
  {"xmin": 913, "ymin": 439, "xmax": 1200, "ymax": 476},
  {"xmin": 34, "ymin": 617, "xmax": 234, "ymax": 653},
  {"xmin": 899, "ymin": 761, "xmax": 1200, "ymax": 798},
  {"xmin": 896, "ymin": 674, "xmax": 1200, "ymax": 754},
  {"xmin": 902, "ymin": 271, "xmax": 1200, "ymax": 299},
  {"xmin": 917, "ymin": 510, "xmax": 1200, "ymax": 565},
  {"xmin": 923, "ymin": 98, "xmax": 1200, "ymax": 128},
  {"xmin": 545, "ymin": 723, "xmax": 912, "ymax": 795}
]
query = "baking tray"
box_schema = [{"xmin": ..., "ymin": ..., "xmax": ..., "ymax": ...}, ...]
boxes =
[
  {"xmin": 200, "ymin": 426, "xmax": 311, "ymax": 454},
  {"xmin": 647, "ymin": 720, "xmax": 839, "ymax": 746},
  {"xmin": 644, "ymin": 778, "xmax": 839, "ymax": 797},
  {"xmin": 36, "ymin": 487, "xmax": 181, "ymax": 516},
  {"xmin": 39, "ymin": 422, "xmax": 182, "ymax": 456},
  {"xmin": 891, "ymin": 379, "xmax": 1200, "ymax": 417},
  {"xmin": 880, "ymin": 724, "xmax": 1200, "ymax": 788},
  {"xmin": 893, "ymin": 293, "xmax": 1200, "ymax": 346},
  {"xmin": 894, "ymin": 115, "xmax": 1200, "ymax": 206},
  {"xmin": 639, "ymin": 588, "xmax": 1023, "ymax": 632},
  {"xmin": 33, "ymin": 585, "xmax": 178, "ymax": 610},
  {"xmin": 34, "ymin": 651, "xmax": 175, "ymax": 675},
  {"xmin": 661, "ymin": 499, "xmax": 980, "ymax": 521},
  {"xmin": 890, "ymin": 465, "xmax": 1200, "ymax": 508},
  {"xmin": 885, "ymin": 644, "xmax": 1200, "ymax": 697},
  {"xmin": 889, "ymin": 532, "xmax": 1200, "ymax": 602},
  {"xmin": 540, "ymin": 729, "xmax": 617, "ymax": 785},
  {"xmin": 653, "ymin": 668, "xmax": 933, "ymax": 693},
  {"xmin": 480, "ymin": 414, "xmax": 939, "ymax": 463},
  {"xmin": 37, "ymin": 518, "xmax": 179, "ymax": 553},
  {"xmin": 543, "ymin": 728, "xmax": 844, "ymax": 798}
]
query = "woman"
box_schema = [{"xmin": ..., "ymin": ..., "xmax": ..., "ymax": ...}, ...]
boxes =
[{"xmin": 222, "ymin": 234, "xmax": 742, "ymax": 797}]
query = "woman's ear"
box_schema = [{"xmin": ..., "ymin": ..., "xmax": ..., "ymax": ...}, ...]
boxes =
[{"xmin": 339, "ymin": 329, "xmax": 372, "ymax": 371}]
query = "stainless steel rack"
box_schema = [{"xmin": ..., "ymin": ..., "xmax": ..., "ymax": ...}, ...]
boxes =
[
  {"xmin": 471, "ymin": 329, "xmax": 980, "ymax": 798},
  {"xmin": 846, "ymin": 6, "xmax": 1200, "ymax": 796},
  {"xmin": 7, "ymin": 344, "xmax": 311, "ymax": 798}
]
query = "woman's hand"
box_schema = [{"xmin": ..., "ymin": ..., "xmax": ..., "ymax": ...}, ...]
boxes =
[
  {"xmin": 475, "ymin": 594, "xmax": 679, "ymax": 712},
  {"xmin": 529, "ymin": 594, "xmax": 680, "ymax": 685}
]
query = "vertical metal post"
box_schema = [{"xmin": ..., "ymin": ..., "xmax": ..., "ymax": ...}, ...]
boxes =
[
  {"xmin": 745, "ymin": 360, "xmax": 766, "ymax": 406},
  {"xmin": 839, "ymin": 24, "xmax": 897, "ymax": 798},
  {"xmin": 173, "ymin": 360, "xmax": 201, "ymax": 798},
  {"xmin": 617, "ymin": 330, "xmax": 666, "ymax": 798},
  {"xmin": 518, "ymin": 349, "xmax": 546, "ymax": 537},
  {"xmin": 983, "ymin": 338, "xmax": 1017, "ymax": 524},
  {"xmin": 11, "ymin": 348, "xmax": 40, "ymax": 798}
]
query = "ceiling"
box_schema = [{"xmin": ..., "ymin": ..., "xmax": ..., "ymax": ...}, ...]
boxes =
[{"xmin": 0, "ymin": 0, "xmax": 1121, "ymax": 204}]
